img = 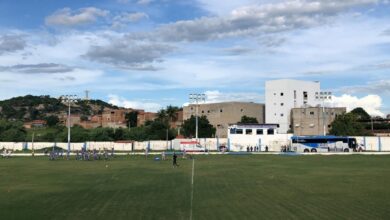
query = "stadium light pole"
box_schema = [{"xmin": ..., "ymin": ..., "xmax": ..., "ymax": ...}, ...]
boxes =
[
  {"xmin": 61, "ymin": 95, "xmax": 78, "ymax": 159},
  {"xmin": 189, "ymin": 93, "xmax": 206, "ymax": 142},
  {"xmin": 315, "ymin": 91, "xmax": 332, "ymax": 136}
]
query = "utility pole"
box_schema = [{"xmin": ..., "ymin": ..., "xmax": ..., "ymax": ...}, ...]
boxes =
[
  {"xmin": 60, "ymin": 95, "xmax": 78, "ymax": 159},
  {"xmin": 31, "ymin": 129, "xmax": 35, "ymax": 157},
  {"xmin": 189, "ymin": 93, "xmax": 206, "ymax": 142}
]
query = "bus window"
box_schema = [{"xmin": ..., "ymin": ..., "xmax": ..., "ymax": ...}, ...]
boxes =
[
  {"xmin": 256, "ymin": 129, "xmax": 263, "ymax": 135},
  {"xmin": 236, "ymin": 129, "xmax": 243, "ymax": 134},
  {"xmin": 246, "ymin": 129, "xmax": 253, "ymax": 135},
  {"xmin": 267, "ymin": 129, "xmax": 274, "ymax": 135}
]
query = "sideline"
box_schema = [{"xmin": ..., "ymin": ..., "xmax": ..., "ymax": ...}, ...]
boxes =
[{"xmin": 5, "ymin": 152, "xmax": 390, "ymax": 157}]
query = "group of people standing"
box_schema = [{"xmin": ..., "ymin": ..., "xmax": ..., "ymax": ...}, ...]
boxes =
[
  {"xmin": 75, "ymin": 148, "xmax": 114, "ymax": 161},
  {"xmin": 246, "ymin": 146, "xmax": 259, "ymax": 152},
  {"xmin": 246, "ymin": 145, "xmax": 269, "ymax": 152}
]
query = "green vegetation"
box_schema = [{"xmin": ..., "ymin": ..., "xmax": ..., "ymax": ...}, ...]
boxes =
[
  {"xmin": 351, "ymin": 107, "xmax": 371, "ymax": 120},
  {"xmin": 125, "ymin": 111, "xmax": 138, "ymax": 127},
  {"xmin": 0, "ymin": 95, "xmax": 120, "ymax": 121},
  {"xmin": 0, "ymin": 155, "xmax": 389, "ymax": 219},
  {"xmin": 329, "ymin": 113, "xmax": 369, "ymax": 136},
  {"xmin": 182, "ymin": 115, "xmax": 216, "ymax": 138},
  {"xmin": 0, "ymin": 119, "xmax": 26, "ymax": 142},
  {"xmin": 239, "ymin": 115, "xmax": 259, "ymax": 123},
  {"xmin": 329, "ymin": 107, "xmax": 375, "ymax": 136}
]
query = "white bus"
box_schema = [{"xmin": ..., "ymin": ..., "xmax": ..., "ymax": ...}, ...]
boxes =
[{"xmin": 291, "ymin": 136, "xmax": 358, "ymax": 153}]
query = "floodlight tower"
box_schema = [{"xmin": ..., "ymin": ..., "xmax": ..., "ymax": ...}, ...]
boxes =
[
  {"xmin": 61, "ymin": 95, "xmax": 78, "ymax": 158},
  {"xmin": 315, "ymin": 91, "xmax": 332, "ymax": 136},
  {"xmin": 189, "ymin": 93, "xmax": 206, "ymax": 142}
]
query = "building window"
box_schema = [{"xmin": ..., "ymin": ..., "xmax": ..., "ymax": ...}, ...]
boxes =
[
  {"xmin": 236, "ymin": 129, "xmax": 243, "ymax": 134},
  {"xmin": 294, "ymin": 90, "xmax": 297, "ymax": 99},
  {"xmin": 303, "ymin": 91, "xmax": 308, "ymax": 100},
  {"xmin": 280, "ymin": 113, "xmax": 284, "ymax": 117},
  {"xmin": 220, "ymin": 109, "xmax": 223, "ymax": 113},
  {"xmin": 256, "ymin": 129, "xmax": 263, "ymax": 135},
  {"xmin": 207, "ymin": 110, "xmax": 210, "ymax": 113},
  {"xmin": 280, "ymin": 103, "xmax": 284, "ymax": 106},
  {"xmin": 274, "ymin": 93, "xmax": 276, "ymax": 95},
  {"xmin": 241, "ymin": 109, "xmax": 243, "ymax": 112},
  {"xmin": 280, "ymin": 92, "xmax": 284, "ymax": 96},
  {"xmin": 245, "ymin": 129, "xmax": 253, "ymax": 135},
  {"xmin": 310, "ymin": 111, "xmax": 314, "ymax": 115},
  {"xmin": 267, "ymin": 129, "xmax": 274, "ymax": 135},
  {"xmin": 201, "ymin": 110, "xmax": 204, "ymax": 114}
]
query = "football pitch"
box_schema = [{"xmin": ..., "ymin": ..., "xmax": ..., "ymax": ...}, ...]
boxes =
[{"xmin": 1, "ymin": 155, "xmax": 390, "ymax": 220}]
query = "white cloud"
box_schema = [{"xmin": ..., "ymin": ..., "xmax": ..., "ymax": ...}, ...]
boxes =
[
  {"xmin": 45, "ymin": 7, "xmax": 109, "ymax": 27},
  {"xmin": 338, "ymin": 80, "xmax": 390, "ymax": 95},
  {"xmin": 330, "ymin": 94, "xmax": 384, "ymax": 117},
  {"xmin": 148, "ymin": 0, "xmax": 378, "ymax": 42},
  {"xmin": 84, "ymin": 39, "xmax": 174, "ymax": 70},
  {"xmin": 0, "ymin": 34, "xmax": 26, "ymax": 54},
  {"xmin": 108, "ymin": 95, "xmax": 162, "ymax": 112},
  {"xmin": 112, "ymin": 12, "xmax": 149, "ymax": 28},
  {"xmin": 204, "ymin": 90, "xmax": 264, "ymax": 103},
  {"xmin": 137, "ymin": 0, "xmax": 153, "ymax": 5}
]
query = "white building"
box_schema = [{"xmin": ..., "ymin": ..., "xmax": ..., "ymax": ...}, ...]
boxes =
[
  {"xmin": 265, "ymin": 79, "xmax": 321, "ymax": 134},
  {"xmin": 227, "ymin": 124, "xmax": 292, "ymax": 152}
]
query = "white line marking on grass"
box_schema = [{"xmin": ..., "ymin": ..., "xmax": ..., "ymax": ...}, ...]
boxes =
[{"xmin": 190, "ymin": 159, "xmax": 195, "ymax": 220}]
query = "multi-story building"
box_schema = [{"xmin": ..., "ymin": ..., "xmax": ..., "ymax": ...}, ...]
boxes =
[
  {"xmin": 183, "ymin": 102, "xmax": 265, "ymax": 138},
  {"xmin": 102, "ymin": 109, "xmax": 132, "ymax": 128},
  {"xmin": 265, "ymin": 79, "xmax": 321, "ymax": 133},
  {"xmin": 137, "ymin": 111, "xmax": 157, "ymax": 126},
  {"xmin": 291, "ymin": 107, "xmax": 346, "ymax": 136}
]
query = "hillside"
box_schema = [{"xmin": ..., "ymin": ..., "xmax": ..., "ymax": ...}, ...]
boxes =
[{"xmin": 0, "ymin": 95, "xmax": 119, "ymax": 121}]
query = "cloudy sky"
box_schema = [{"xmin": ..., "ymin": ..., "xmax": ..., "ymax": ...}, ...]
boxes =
[{"xmin": 0, "ymin": 0, "xmax": 389, "ymax": 116}]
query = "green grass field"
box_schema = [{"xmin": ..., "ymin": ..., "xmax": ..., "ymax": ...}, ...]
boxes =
[{"xmin": 1, "ymin": 155, "xmax": 390, "ymax": 220}]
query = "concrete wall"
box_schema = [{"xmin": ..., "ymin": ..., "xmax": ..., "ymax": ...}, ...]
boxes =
[
  {"xmin": 291, "ymin": 107, "xmax": 346, "ymax": 136},
  {"xmin": 1, "ymin": 136, "xmax": 389, "ymax": 152},
  {"xmin": 183, "ymin": 102, "xmax": 265, "ymax": 138}
]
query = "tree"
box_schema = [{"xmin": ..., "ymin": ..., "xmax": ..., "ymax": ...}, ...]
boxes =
[
  {"xmin": 156, "ymin": 109, "xmax": 168, "ymax": 122},
  {"xmin": 350, "ymin": 107, "xmax": 371, "ymax": 120},
  {"xmin": 58, "ymin": 125, "xmax": 89, "ymax": 142},
  {"xmin": 89, "ymin": 127, "xmax": 114, "ymax": 141},
  {"xmin": 182, "ymin": 115, "xmax": 216, "ymax": 138},
  {"xmin": 45, "ymin": 115, "xmax": 59, "ymax": 127},
  {"xmin": 145, "ymin": 120, "xmax": 175, "ymax": 140},
  {"xmin": 125, "ymin": 111, "xmax": 138, "ymax": 128},
  {"xmin": 166, "ymin": 105, "xmax": 179, "ymax": 123},
  {"xmin": 239, "ymin": 115, "xmax": 258, "ymax": 124},
  {"xmin": 329, "ymin": 113, "xmax": 371, "ymax": 136},
  {"xmin": 0, "ymin": 120, "xmax": 26, "ymax": 142}
]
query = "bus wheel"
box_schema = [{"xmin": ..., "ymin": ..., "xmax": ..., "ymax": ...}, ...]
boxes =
[
  {"xmin": 304, "ymin": 149, "xmax": 309, "ymax": 153},
  {"xmin": 358, "ymin": 147, "xmax": 363, "ymax": 152},
  {"xmin": 344, "ymin": 148, "xmax": 349, "ymax": 153},
  {"xmin": 311, "ymin": 148, "xmax": 317, "ymax": 153}
]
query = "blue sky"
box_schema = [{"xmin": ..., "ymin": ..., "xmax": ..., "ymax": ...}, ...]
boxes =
[{"xmin": 0, "ymin": 0, "xmax": 389, "ymax": 116}]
